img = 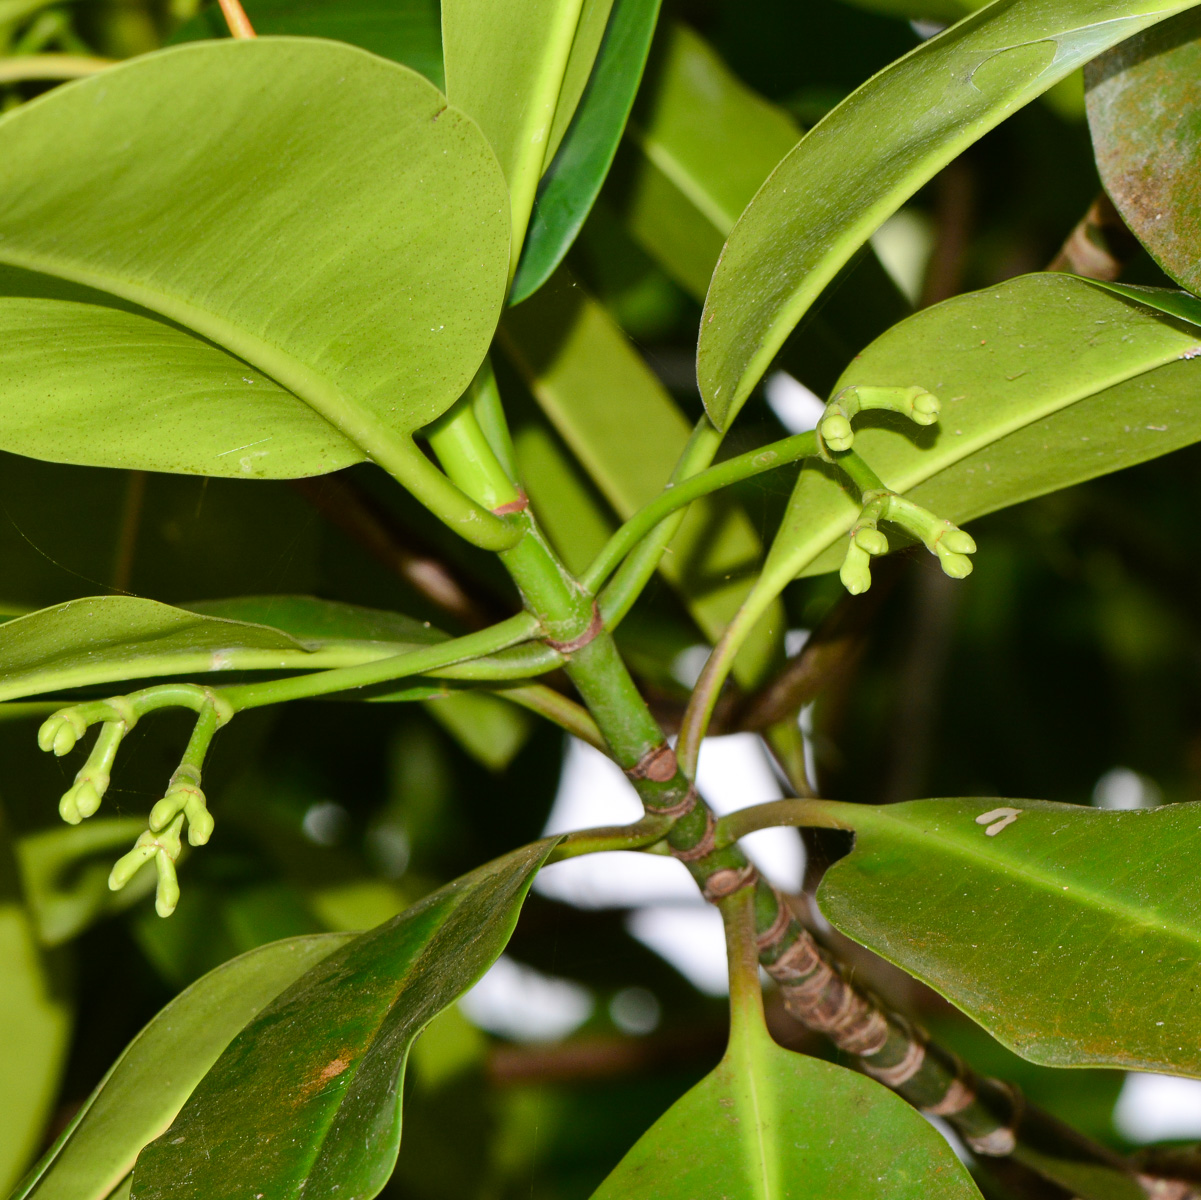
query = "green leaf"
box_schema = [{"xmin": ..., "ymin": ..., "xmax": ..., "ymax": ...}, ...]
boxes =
[
  {"xmin": 17, "ymin": 818, "xmax": 153, "ymax": 946},
  {"xmin": 500, "ymin": 271, "xmax": 784, "ymax": 685},
  {"xmin": 173, "ymin": 0, "xmax": 444, "ymax": 88},
  {"xmin": 613, "ymin": 23, "xmax": 909, "ymax": 396},
  {"xmin": 0, "ymin": 597, "xmax": 328, "ymax": 702},
  {"xmin": 1086, "ymin": 9, "xmax": 1201, "ymax": 295},
  {"xmin": 592, "ymin": 930, "xmax": 978, "ymax": 1200},
  {"xmin": 421, "ymin": 690, "xmax": 533, "ymax": 771},
  {"xmin": 619, "ymin": 22, "xmax": 800, "ymax": 302},
  {"xmin": 510, "ymin": 0, "xmax": 663, "ymax": 304},
  {"xmin": 0, "ymin": 268, "xmax": 362, "ymax": 479},
  {"xmin": 754, "ymin": 274, "xmax": 1201, "ymax": 595},
  {"xmin": 696, "ymin": 0, "xmax": 1201, "ymax": 431},
  {"xmin": 443, "ymin": 0, "xmax": 598, "ymax": 269},
  {"xmin": 185, "ymin": 595, "xmax": 447, "ymax": 648},
  {"xmin": 14, "ymin": 934, "xmax": 352, "ymax": 1200},
  {"xmin": 0, "ymin": 804, "xmax": 71, "ymax": 1197},
  {"xmin": 0, "ymin": 39, "xmax": 509, "ymax": 478},
  {"xmin": 817, "ymin": 797, "xmax": 1201, "ymax": 1076},
  {"xmin": 130, "ymin": 840, "xmax": 559, "ymax": 1200}
]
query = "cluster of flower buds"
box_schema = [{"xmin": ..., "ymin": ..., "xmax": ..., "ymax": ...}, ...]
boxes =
[
  {"xmin": 840, "ymin": 489, "xmax": 976, "ymax": 595},
  {"xmin": 818, "ymin": 384, "xmax": 941, "ymax": 454},
  {"xmin": 37, "ymin": 684, "xmax": 231, "ymax": 917}
]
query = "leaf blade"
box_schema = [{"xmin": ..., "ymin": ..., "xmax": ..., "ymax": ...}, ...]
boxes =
[
  {"xmin": 818, "ymin": 798, "xmax": 1201, "ymax": 1075},
  {"xmin": 130, "ymin": 840, "xmax": 558, "ymax": 1200},
  {"xmin": 14, "ymin": 934, "xmax": 352, "ymax": 1200},
  {"xmin": 696, "ymin": 0, "xmax": 1201, "ymax": 430}
]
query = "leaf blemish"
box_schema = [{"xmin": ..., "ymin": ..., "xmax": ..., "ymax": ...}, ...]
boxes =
[{"xmin": 975, "ymin": 807, "xmax": 1021, "ymax": 836}]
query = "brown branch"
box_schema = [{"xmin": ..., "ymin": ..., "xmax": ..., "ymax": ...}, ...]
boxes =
[
  {"xmin": 1047, "ymin": 191, "xmax": 1141, "ymax": 282},
  {"xmin": 291, "ymin": 474, "xmax": 500, "ymax": 630}
]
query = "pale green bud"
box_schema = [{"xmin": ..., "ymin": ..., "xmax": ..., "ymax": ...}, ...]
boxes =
[
  {"xmin": 853, "ymin": 527, "xmax": 888, "ymax": 557},
  {"xmin": 911, "ymin": 390, "xmax": 941, "ymax": 424},
  {"xmin": 941, "ymin": 528, "xmax": 976, "ymax": 554},
  {"xmin": 820, "ymin": 414, "xmax": 854, "ymax": 452},
  {"xmin": 937, "ymin": 549, "xmax": 974, "ymax": 579},
  {"xmin": 840, "ymin": 542, "xmax": 873, "ymax": 595}
]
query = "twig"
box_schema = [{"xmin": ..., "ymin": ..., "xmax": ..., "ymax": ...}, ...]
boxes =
[
  {"xmin": 217, "ymin": 0, "xmax": 255, "ymax": 38},
  {"xmin": 1047, "ymin": 191, "xmax": 1141, "ymax": 282},
  {"xmin": 0, "ymin": 53, "xmax": 111, "ymax": 83}
]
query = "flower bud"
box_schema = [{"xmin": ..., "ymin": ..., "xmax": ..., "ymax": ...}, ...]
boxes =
[
  {"xmin": 854, "ymin": 527, "xmax": 889, "ymax": 557},
  {"xmin": 820, "ymin": 414, "xmax": 854, "ymax": 452}
]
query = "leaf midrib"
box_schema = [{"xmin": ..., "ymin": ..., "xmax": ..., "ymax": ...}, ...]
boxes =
[
  {"xmin": 849, "ymin": 804, "xmax": 1201, "ymax": 952},
  {"xmin": 0, "ymin": 246, "xmax": 381, "ymax": 456}
]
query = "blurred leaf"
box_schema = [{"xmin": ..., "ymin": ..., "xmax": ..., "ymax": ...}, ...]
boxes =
[
  {"xmin": 818, "ymin": 797, "xmax": 1201, "ymax": 1075},
  {"xmin": 0, "ymin": 39, "xmax": 509, "ymax": 474},
  {"xmin": 614, "ymin": 23, "xmax": 908, "ymax": 395},
  {"xmin": 511, "ymin": 0, "xmax": 662, "ymax": 303},
  {"xmin": 591, "ymin": 951, "xmax": 978, "ymax": 1199},
  {"xmin": 500, "ymin": 271, "xmax": 784, "ymax": 684},
  {"xmin": 17, "ymin": 818, "xmax": 153, "ymax": 946},
  {"xmin": 757, "ymin": 274, "xmax": 1201, "ymax": 591},
  {"xmin": 0, "ymin": 269, "xmax": 362, "ymax": 479},
  {"xmin": 131, "ymin": 840, "xmax": 560, "ymax": 1200},
  {"xmin": 443, "ymin": 0, "xmax": 604, "ymax": 268},
  {"xmin": 0, "ymin": 803, "xmax": 71, "ymax": 1197},
  {"xmin": 697, "ymin": 0, "xmax": 1201, "ymax": 430},
  {"xmin": 619, "ymin": 22, "xmax": 800, "ymax": 301},
  {"xmin": 15, "ymin": 934, "xmax": 352, "ymax": 1200},
  {"xmin": 422, "ymin": 690, "xmax": 533, "ymax": 771},
  {"xmin": 173, "ymin": 0, "xmax": 444, "ymax": 88},
  {"xmin": 841, "ymin": 0, "xmax": 981, "ymax": 19},
  {"xmin": 1086, "ymin": 9, "xmax": 1201, "ymax": 296}
]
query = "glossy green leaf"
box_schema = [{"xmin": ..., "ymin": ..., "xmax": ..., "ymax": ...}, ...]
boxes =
[
  {"xmin": 14, "ymin": 934, "xmax": 352, "ymax": 1200},
  {"xmin": 511, "ymin": 0, "xmax": 662, "ymax": 304},
  {"xmin": 546, "ymin": 0, "xmax": 615, "ymax": 164},
  {"xmin": 174, "ymin": 0, "xmax": 444, "ymax": 88},
  {"xmin": 818, "ymin": 798, "xmax": 1201, "ymax": 1075},
  {"xmin": 17, "ymin": 818, "xmax": 153, "ymax": 946},
  {"xmin": 592, "ymin": 921, "xmax": 978, "ymax": 1200},
  {"xmin": 0, "ymin": 268, "xmax": 362, "ymax": 479},
  {"xmin": 443, "ymin": 0, "xmax": 596, "ymax": 268},
  {"xmin": 0, "ymin": 596, "xmax": 336, "ymax": 702},
  {"xmin": 755, "ymin": 274, "xmax": 1201, "ymax": 595},
  {"xmin": 131, "ymin": 840, "xmax": 559, "ymax": 1200},
  {"xmin": 0, "ymin": 805, "xmax": 70, "ymax": 1197},
  {"xmin": 186, "ymin": 595, "xmax": 446, "ymax": 649},
  {"xmin": 1086, "ymin": 9, "xmax": 1201, "ymax": 295},
  {"xmin": 0, "ymin": 39, "xmax": 509, "ymax": 477},
  {"xmin": 697, "ymin": 0, "xmax": 1201, "ymax": 430},
  {"xmin": 500, "ymin": 271, "xmax": 784, "ymax": 685}
]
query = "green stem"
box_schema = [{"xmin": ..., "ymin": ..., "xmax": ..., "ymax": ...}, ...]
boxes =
[
  {"xmin": 714, "ymin": 798, "xmax": 860, "ymax": 845},
  {"xmin": 597, "ymin": 418, "xmax": 724, "ymax": 628},
  {"xmin": 547, "ymin": 813, "xmax": 675, "ymax": 861},
  {"xmin": 493, "ymin": 683, "xmax": 604, "ymax": 751},
  {"xmin": 583, "ymin": 430, "xmax": 819, "ymax": 594},
  {"xmin": 217, "ymin": 614, "xmax": 540, "ymax": 711}
]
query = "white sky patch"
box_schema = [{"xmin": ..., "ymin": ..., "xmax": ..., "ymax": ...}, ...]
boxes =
[
  {"xmin": 459, "ymin": 955, "xmax": 593, "ymax": 1043},
  {"xmin": 626, "ymin": 906, "xmax": 730, "ymax": 996},
  {"xmin": 1114, "ymin": 1073, "xmax": 1201, "ymax": 1142},
  {"xmin": 764, "ymin": 371, "xmax": 826, "ymax": 433},
  {"xmin": 1092, "ymin": 766, "xmax": 1161, "ymax": 810},
  {"xmin": 535, "ymin": 737, "xmax": 805, "ymax": 991}
]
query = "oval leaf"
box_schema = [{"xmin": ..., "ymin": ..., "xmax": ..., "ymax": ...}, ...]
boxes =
[
  {"xmin": 1086, "ymin": 8, "xmax": 1201, "ymax": 295},
  {"xmin": 592, "ymin": 986, "xmax": 978, "ymax": 1199},
  {"xmin": 14, "ymin": 934, "xmax": 353, "ymax": 1200},
  {"xmin": 754, "ymin": 274, "xmax": 1201, "ymax": 596},
  {"xmin": 510, "ymin": 0, "xmax": 663, "ymax": 303},
  {"xmin": 0, "ymin": 268, "xmax": 362, "ymax": 479},
  {"xmin": 818, "ymin": 798, "xmax": 1201, "ymax": 1076},
  {"xmin": 696, "ymin": 0, "xmax": 1201, "ymax": 430},
  {"xmin": 130, "ymin": 840, "xmax": 559, "ymax": 1200},
  {"xmin": 0, "ymin": 39, "xmax": 510, "ymax": 474}
]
